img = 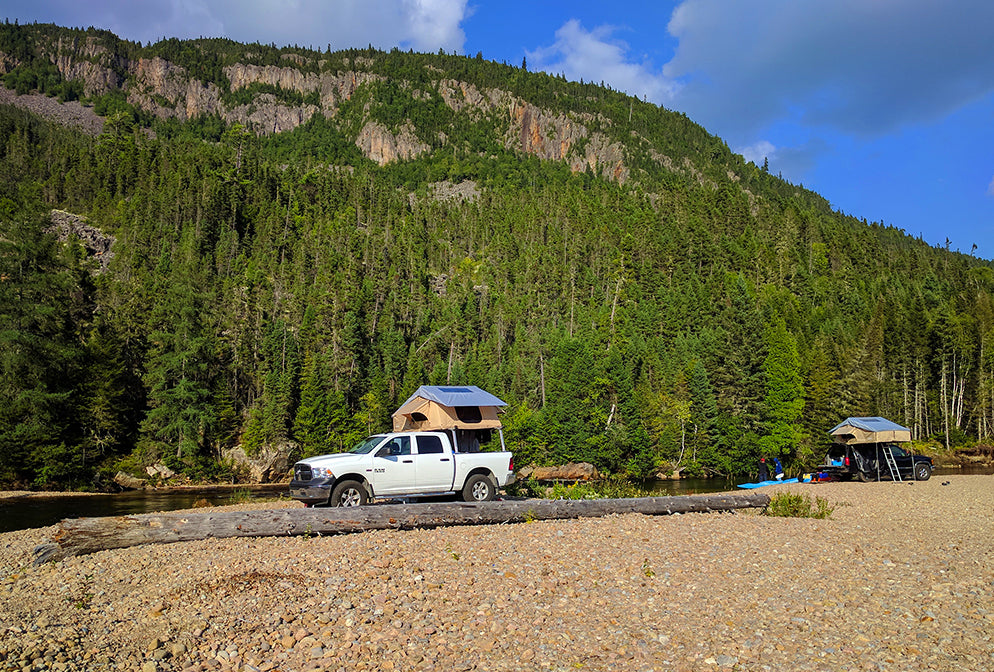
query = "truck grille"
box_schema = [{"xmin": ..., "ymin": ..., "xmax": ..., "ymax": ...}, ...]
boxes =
[{"xmin": 293, "ymin": 464, "xmax": 313, "ymax": 481}]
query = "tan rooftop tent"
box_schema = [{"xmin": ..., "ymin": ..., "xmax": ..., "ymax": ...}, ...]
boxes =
[
  {"xmin": 392, "ymin": 385, "xmax": 507, "ymax": 432},
  {"xmin": 829, "ymin": 416, "xmax": 911, "ymax": 445}
]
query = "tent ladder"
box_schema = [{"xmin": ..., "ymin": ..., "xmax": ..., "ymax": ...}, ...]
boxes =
[{"xmin": 881, "ymin": 444, "xmax": 902, "ymax": 481}]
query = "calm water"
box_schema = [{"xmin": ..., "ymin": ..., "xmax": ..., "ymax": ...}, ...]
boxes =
[
  {"xmin": 1, "ymin": 467, "xmax": 988, "ymax": 534},
  {"xmin": 0, "ymin": 485, "xmax": 287, "ymax": 534}
]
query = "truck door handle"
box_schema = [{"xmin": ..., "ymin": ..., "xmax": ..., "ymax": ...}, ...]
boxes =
[
  {"xmin": 403, "ymin": 459, "xmax": 413, "ymax": 463},
  {"xmin": 440, "ymin": 458, "xmax": 450, "ymax": 462}
]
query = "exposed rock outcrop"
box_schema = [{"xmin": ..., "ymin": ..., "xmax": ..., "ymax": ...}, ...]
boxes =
[
  {"xmin": 427, "ymin": 180, "xmax": 480, "ymax": 203},
  {"xmin": 356, "ymin": 121, "xmax": 430, "ymax": 166},
  {"xmin": 1, "ymin": 31, "xmax": 666, "ymax": 186},
  {"xmin": 47, "ymin": 210, "xmax": 115, "ymax": 273},
  {"xmin": 145, "ymin": 464, "xmax": 176, "ymax": 480},
  {"xmin": 222, "ymin": 444, "xmax": 294, "ymax": 483},
  {"xmin": 0, "ymin": 87, "xmax": 104, "ymax": 135},
  {"xmin": 525, "ymin": 462, "xmax": 601, "ymax": 482},
  {"xmin": 227, "ymin": 94, "xmax": 319, "ymax": 135},
  {"xmin": 113, "ymin": 471, "xmax": 148, "ymax": 490}
]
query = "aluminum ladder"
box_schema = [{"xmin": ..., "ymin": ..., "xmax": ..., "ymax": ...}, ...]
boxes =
[{"xmin": 881, "ymin": 444, "xmax": 901, "ymax": 481}]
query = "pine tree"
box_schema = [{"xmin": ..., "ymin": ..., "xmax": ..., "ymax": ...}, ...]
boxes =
[{"xmin": 760, "ymin": 319, "xmax": 805, "ymax": 463}]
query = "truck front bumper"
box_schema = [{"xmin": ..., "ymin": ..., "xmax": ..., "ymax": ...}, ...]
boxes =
[{"xmin": 289, "ymin": 478, "xmax": 334, "ymax": 505}]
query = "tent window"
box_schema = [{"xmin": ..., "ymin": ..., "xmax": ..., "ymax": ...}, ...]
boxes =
[
  {"xmin": 410, "ymin": 412, "xmax": 428, "ymax": 422},
  {"xmin": 455, "ymin": 406, "xmax": 482, "ymax": 424}
]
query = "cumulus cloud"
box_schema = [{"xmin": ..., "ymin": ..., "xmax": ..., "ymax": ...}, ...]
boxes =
[
  {"xmin": 664, "ymin": 0, "xmax": 994, "ymax": 139},
  {"xmin": 212, "ymin": 0, "xmax": 468, "ymax": 52},
  {"xmin": 738, "ymin": 140, "xmax": 776, "ymax": 168},
  {"xmin": 5, "ymin": 0, "xmax": 468, "ymax": 52},
  {"xmin": 525, "ymin": 2, "xmax": 994, "ymax": 185},
  {"xmin": 526, "ymin": 19, "xmax": 679, "ymax": 106}
]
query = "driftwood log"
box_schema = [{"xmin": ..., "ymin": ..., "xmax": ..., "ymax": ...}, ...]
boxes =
[{"xmin": 33, "ymin": 493, "xmax": 769, "ymax": 565}]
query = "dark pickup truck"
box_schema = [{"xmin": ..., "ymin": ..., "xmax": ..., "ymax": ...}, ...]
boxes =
[{"xmin": 821, "ymin": 443, "xmax": 933, "ymax": 481}]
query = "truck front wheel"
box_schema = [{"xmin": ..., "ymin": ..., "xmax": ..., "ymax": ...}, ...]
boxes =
[
  {"xmin": 331, "ymin": 480, "xmax": 367, "ymax": 507},
  {"xmin": 914, "ymin": 463, "xmax": 932, "ymax": 481},
  {"xmin": 462, "ymin": 474, "xmax": 496, "ymax": 502}
]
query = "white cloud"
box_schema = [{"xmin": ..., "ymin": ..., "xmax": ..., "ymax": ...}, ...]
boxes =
[
  {"xmin": 738, "ymin": 141, "xmax": 775, "ymax": 167},
  {"xmin": 210, "ymin": 0, "xmax": 468, "ymax": 52},
  {"xmin": 664, "ymin": 0, "xmax": 994, "ymax": 139},
  {"xmin": 5, "ymin": 0, "xmax": 469, "ymax": 52},
  {"xmin": 526, "ymin": 19, "xmax": 679, "ymax": 106}
]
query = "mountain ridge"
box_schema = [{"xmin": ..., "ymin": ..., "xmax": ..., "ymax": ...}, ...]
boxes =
[{"xmin": 0, "ymin": 22, "xmax": 774, "ymax": 197}]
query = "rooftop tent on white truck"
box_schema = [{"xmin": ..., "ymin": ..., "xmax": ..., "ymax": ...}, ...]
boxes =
[{"xmin": 392, "ymin": 385, "xmax": 507, "ymax": 432}]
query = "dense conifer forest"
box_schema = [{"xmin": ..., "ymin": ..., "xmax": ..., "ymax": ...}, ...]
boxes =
[{"xmin": 2, "ymin": 22, "xmax": 992, "ymax": 488}]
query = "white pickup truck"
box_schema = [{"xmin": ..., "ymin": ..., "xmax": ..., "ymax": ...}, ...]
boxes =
[{"xmin": 289, "ymin": 430, "xmax": 515, "ymax": 506}]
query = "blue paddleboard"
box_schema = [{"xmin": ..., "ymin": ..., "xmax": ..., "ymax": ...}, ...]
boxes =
[{"xmin": 737, "ymin": 477, "xmax": 799, "ymax": 489}]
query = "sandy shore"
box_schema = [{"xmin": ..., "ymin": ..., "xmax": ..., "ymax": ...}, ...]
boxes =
[{"xmin": 1, "ymin": 475, "xmax": 992, "ymax": 671}]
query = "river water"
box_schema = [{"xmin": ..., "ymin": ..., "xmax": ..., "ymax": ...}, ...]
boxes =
[
  {"xmin": 0, "ymin": 467, "xmax": 986, "ymax": 534},
  {"xmin": 0, "ymin": 485, "xmax": 287, "ymax": 534}
]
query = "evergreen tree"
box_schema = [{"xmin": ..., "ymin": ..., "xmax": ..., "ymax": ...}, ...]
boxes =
[{"xmin": 760, "ymin": 319, "xmax": 805, "ymax": 464}]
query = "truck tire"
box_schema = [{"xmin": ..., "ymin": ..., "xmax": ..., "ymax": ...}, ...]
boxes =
[
  {"xmin": 331, "ymin": 480, "xmax": 367, "ymax": 507},
  {"xmin": 462, "ymin": 474, "xmax": 495, "ymax": 502},
  {"xmin": 914, "ymin": 463, "xmax": 932, "ymax": 481}
]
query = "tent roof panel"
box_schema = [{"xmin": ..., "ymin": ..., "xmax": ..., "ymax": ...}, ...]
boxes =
[
  {"xmin": 398, "ymin": 385, "xmax": 507, "ymax": 410},
  {"xmin": 829, "ymin": 417, "xmax": 909, "ymax": 434}
]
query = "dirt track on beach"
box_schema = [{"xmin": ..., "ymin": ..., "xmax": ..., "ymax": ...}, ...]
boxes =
[{"xmin": 1, "ymin": 475, "xmax": 992, "ymax": 671}]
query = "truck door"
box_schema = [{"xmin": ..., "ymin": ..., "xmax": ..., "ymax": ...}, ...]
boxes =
[
  {"xmin": 412, "ymin": 434, "xmax": 454, "ymax": 492},
  {"xmin": 371, "ymin": 435, "xmax": 414, "ymax": 495},
  {"xmin": 888, "ymin": 445, "xmax": 913, "ymax": 476}
]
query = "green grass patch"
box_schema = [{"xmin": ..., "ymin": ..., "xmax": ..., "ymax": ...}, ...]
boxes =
[
  {"xmin": 764, "ymin": 491, "xmax": 836, "ymax": 519},
  {"xmin": 227, "ymin": 487, "xmax": 255, "ymax": 504}
]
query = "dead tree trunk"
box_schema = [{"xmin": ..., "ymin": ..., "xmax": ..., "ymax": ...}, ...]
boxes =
[{"xmin": 33, "ymin": 493, "xmax": 769, "ymax": 565}]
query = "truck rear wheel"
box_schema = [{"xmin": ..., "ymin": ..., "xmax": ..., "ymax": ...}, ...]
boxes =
[
  {"xmin": 331, "ymin": 480, "xmax": 367, "ymax": 507},
  {"xmin": 462, "ymin": 474, "xmax": 495, "ymax": 502}
]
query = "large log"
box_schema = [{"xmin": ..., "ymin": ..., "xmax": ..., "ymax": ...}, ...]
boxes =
[{"xmin": 33, "ymin": 493, "xmax": 769, "ymax": 565}]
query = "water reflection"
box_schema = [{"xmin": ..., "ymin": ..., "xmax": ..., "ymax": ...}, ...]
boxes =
[{"xmin": 0, "ymin": 485, "xmax": 287, "ymax": 534}]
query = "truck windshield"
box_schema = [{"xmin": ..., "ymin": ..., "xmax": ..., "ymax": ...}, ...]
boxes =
[{"xmin": 349, "ymin": 436, "xmax": 385, "ymax": 454}]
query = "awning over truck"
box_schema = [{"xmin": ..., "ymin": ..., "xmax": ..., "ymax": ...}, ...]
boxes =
[
  {"xmin": 392, "ymin": 385, "xmax": 507, "ymax": 432},
  {"xmin": 829, "ymin": 416, "xmax": 911, "ymax": 444}
]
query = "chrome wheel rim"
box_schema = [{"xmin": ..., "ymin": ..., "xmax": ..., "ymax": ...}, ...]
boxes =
[
  {"xmin": 471, "ymin": 480, "xmax": 490, "ymax": 501},
  {"xmin": 340, "ymin": 487, "xmax": 362, "ymax": 506}
]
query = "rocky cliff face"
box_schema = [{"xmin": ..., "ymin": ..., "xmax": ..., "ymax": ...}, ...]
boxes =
[
  {"xmin": 357, "ymin": 120, "xmax": 431, "ymax": 165},
  {"xmin": 1, "ymin": 34, "xmax": 648, "ymax": 181}
]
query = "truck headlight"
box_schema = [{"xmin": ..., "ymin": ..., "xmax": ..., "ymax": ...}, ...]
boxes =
[{"xmin": 311, "ymin": 466, "xmax": 334, "ymax": 479}]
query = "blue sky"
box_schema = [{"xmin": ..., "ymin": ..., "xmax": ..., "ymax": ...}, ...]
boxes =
[{"xmin": 4, "ymin": 0, "xmax": 994, "ymax": 258}]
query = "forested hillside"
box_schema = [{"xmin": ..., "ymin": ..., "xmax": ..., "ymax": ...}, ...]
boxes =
[{"xmin": 2, "ymin": 22, "xmax": 992, "ymax": 488}]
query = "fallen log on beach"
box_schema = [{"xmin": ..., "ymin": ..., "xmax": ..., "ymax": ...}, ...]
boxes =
[{"xmin": 32, "ymin": 492, "xmax": 769, "ymax": 564}]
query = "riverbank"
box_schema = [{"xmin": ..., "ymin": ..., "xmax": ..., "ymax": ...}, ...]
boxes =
[
  {"xmin": 0, "ymin": 483, "xmax": 289, "ymax": 501},
  {"xmin": 2, "ymin": 475, "xmax": 993, "ymax": 672}
]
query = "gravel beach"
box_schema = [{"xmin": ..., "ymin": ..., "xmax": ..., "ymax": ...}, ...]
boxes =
[{"xmin": 1, "ymin": 475, "xmax": 992, "ymax": 672}]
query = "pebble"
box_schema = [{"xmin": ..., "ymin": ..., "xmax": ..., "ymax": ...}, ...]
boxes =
[{"xmin": 1, "ymin": 477, "xmax": 992, "ymax": 671}]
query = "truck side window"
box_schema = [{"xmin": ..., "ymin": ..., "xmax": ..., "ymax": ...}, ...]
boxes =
[
  {"xmin": 387, "ymin": 436, "xmax": 411, "ymax": 456},
  {"xmin": 416, "ymin": 435, "xmax": 444, "ymax": 454}
]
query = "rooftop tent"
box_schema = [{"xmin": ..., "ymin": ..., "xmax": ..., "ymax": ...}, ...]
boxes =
[
  {"xmin": 829, "ymin": 416, "xmax": 911, "ymax": 444},
  {"xmin": 392, "ymin": 385, "xmax": 507, "ymax": 432}
]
